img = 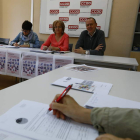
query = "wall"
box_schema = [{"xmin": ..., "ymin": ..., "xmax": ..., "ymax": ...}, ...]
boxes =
[
  {"xmin": 0, "ymin": 0, "xmax": 31, "ymax": 40},
  {"xmin": 0, "ymin": 0, "xmax": 139, "ymax": 57}
]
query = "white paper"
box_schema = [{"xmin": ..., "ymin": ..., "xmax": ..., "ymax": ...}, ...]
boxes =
[
  {"xmin": 52, "ymin": 77, "xmax": 112, "ymax": 94},
  {"xmin": 0, "ymin": 130, "xmax": 32, "ymax": 140},
  {"xmin": 30, "ymin": 49, "xmax": 52, "ymax": 54},
  {"xmin": 37, "ymin": 54, "xmax": 53, "ymax": 75},
  {"xmin": 85, "ymin": 92, "xmax": 140, "ymax": 109},
  {"xmin": 54, "ymin": 56, "xmax": 74, "ymax": 69},
  {"xmin": 66, "ymin": 64, "xmax": 101, "ymax": 72},
  {"xmin": 5, "ymin": 45, "xmax": 19, "ymax": 48},
  {"xmin": 0, "ymin": 49, "xmax": 7, "ymax": 75},
  {"xmin": 6, "ymin": 50, "xmax": 21, "ymax": 77},
  {"xmin": 21, "ymin": 52, "xmax": 38, "ymax": 79},
  {"xmin": 0, "ymin": 100, "xmax": 99, "ymax": 140}
]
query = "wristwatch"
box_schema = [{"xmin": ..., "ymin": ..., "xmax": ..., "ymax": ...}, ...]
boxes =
[{"xmin": 85, "ymin": 50, "xmax": 90, "ymax": 55}]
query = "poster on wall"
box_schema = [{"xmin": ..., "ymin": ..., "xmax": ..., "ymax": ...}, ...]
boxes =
[
  {"xmin": 6, "ymin": 50, "xmax": 21, "ymax": 77},
  {"xmin": 37, "ymin": 54, "xmax": 53, "ymax": 76},
  {"xmin": 21, "ymin": 52, "xmax": 37, "ymax": 79},
  {"xmin": 40, "ymin": 0, "xmax": 113, "ymax": 37},
  {"xmin": 0, "ymin": 49, "xmax": 7, "ymax": 75}
]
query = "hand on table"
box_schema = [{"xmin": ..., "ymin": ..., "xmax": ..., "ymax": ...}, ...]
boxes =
[
  {"xmin": 74, "ymin": 47, "xmax": 86, "ymax": 54},
  {"xmin": 95, "ymin": 44, "xmax": 104, "ymax": 51},
  {"xmin": 48, "ymin": 46, "xmax": 60, "ymax": 51},
  {"xmin": 43, "ymin": 46, "xmax": 48, "ymax": 50}
]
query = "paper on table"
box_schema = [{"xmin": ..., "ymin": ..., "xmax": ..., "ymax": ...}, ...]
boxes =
[
  {"xmin": 37, "ymin": 54, "xmax": 53, "ymax": 75},
  {"xmin": 85, "ymin": 92, "xmax": 140, "ymax": 109},
  {"xmin": 30, "ymin": 49, "xmax": 52, "ymax": 53},
  {"xmin": 6, "ymin": 50, "xmax": 22, "ymax": 77},
  {"xmin": 0, "ymin": 49, "xmax": 7, "ymax": 75},
  {"xmin": 0, "ymin": 100, "xmax": 98, "ymax": 140},
  {"xmin": 21, "ymin": 52, "xmax": 38, "ymax": 79},
  {"xmin": 54, "ymin": 55, "xmax": 74, "ymax": 69},
  {"xmin": 66, "ymin": 64, "xmax": 101, "ymax": 72},
  {"xmin": 0, "ymin": 130, "xmax": 33, "ymax": 140},
  {"xmin": 52, "ymin": 77, "xmax": 112, "ymax": 94},
  {"xmin": 5, "ymin": 45, "xmax": 19, "ymax": 48}
]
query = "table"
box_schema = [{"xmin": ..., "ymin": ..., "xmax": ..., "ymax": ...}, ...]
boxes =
[
  {"xmin": 0, "ymin": 64, "xmax": 140, "ymax": 115},
  {"xmin": 0, "ymin": 46, "xmax": 138, "ymax": 71}
]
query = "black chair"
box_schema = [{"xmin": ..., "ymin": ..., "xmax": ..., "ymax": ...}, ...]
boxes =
[
  {"xmin": 0, "ymin": 38, "xmax": 10, "ymax": 45},
  {"xmin": 39, "ymin": 41, "xmax": 44, "ymax": 48},
  {"xmin": 69, "ymin": 44, "xmax": 73, "ymax": 52}
]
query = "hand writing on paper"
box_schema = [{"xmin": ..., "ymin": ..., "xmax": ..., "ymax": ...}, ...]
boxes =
[
  {"xmin": 13, "ymin": 43, "xmax": 19, "ymax": 47},
  {"xmin": 74, "ymin": 47, "xmax": 86, "ymax": 54},
  {"xmin": 95, "ymin": 44, "xmax": 103, "ymax": 51},
  {"xmin": 96, "ymin": 134, "xmax": 133, "ymax": 140},
  {"xmin": 50, "ymin": 94, "xmax": 92, "ymax": 124},
  {"xmin": 43, "ymin": 46, "xmax": 48, "ymax": 50}
]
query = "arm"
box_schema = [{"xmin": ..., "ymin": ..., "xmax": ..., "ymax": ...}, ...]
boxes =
[
  {"xmin": 30, "ymin": 33, "xmax": 40, "ymax": 48},
  {"xmin": 10, "ymin": 33, "xmax": 20, "ymax": 46},
  {"xmin": 91, "ymin": 107, "xmax": 140, "ymax": 140},
  {"xmin": 58, "ymin": 34, "xmax": 69, "ymax": 51},
  {"xmin": 40, "ymin": 35, "xmax": 52, "ymax": 50},
  {"xmin": 90, "ymin": 31, "xmax": 106, "ymax": 55}
]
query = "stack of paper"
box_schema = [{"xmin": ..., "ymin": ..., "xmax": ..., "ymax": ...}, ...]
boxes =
[{"xmin": 52, "ymin": 77, "xmax": 112, "ymax": 94}]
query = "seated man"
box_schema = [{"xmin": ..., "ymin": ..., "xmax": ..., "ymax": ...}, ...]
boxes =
[
  {"xmin": 10, "ymin": 20, "xmax": 40, "ymax": 48},
  {"xmin": 75, "ymin": 17, "xmax": 106, "ymax": 55}
]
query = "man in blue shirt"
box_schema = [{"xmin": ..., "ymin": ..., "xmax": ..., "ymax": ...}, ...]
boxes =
[
  {"xmin": 75, "ymin": 17, "xmax": 106, "ymax": 55},
  {"xmin": 10, "ymin": 20, "xmax": 40, "ymax": 48}
]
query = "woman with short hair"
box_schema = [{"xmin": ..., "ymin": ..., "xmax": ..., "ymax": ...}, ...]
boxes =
[
  {"xmin": 10, "ymin": 20, "xmax": 40, "ymax": 48},
  {"xmin": 41, "ymin": 20, "xmax": 69, "ymax": 51}
]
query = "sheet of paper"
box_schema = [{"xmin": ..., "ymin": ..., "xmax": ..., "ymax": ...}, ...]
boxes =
[
  {"xmin": 5, "ymin": 45, "xmax": 19, "ymax": 48},
  {"xmin": 0, "ymin": 100, "xmax": 98, "ymax": 140},
  {"xmin": 30, "ymin": 49, "xmax": 52, "ymax": 54},
  {"xmin": 85, "ymin": 92, "xmax": 140, "ymax": 109},
  {"xmin": 52, "ymin": 77, "xmax": 112, "ymax": 94},
  {"xmin": 6, "ymin": 50, "xmax": 21, "ymax": 77},
  {"xmin": 37, "ymin": 54, "xmax": 53, "ymax": 75},
  {"xmin": 21, "ymin": 52, "xmax": 38, "ymax": 79},
  {"xmin": 66, "ymin": 65, "xmax": 101, "ymax": 72},
  {"xmin": 54, "ymin": 56, "xmax": 74, "ymax": 69},
  {"xmin": 0, "ymin": 49, "xmax": 7, "ymax": 75},
  {"xmin": 0, "ymin": 130, "xmax": 32, "ymax": 140}
]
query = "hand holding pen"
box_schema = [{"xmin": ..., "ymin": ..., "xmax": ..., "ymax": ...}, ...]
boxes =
[{"xmin": 47, "ymin": 84, "xmax": 73, "ymax": 113}]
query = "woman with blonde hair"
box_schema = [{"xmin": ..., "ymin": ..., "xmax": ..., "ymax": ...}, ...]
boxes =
[{"xmin": 41, "ymin": 20, "xmax": 69, "ymax": 51}]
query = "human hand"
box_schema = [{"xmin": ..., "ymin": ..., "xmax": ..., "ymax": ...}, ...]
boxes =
[
  {"xmin": 96, "ymin": 134, "xmax": 133, "ymax": 140},
  {"xmin": 43, "ymin": 46, "xmax": 48, "ymax": 50},
  {"xmin": 50, "ymin": 94, "xmax": 92, "ymax": 124},
  {"xmin": 95, "ymin": 44, "xmax": 103, "ymax": 51},
  {"xmin": 13, "ymin": 43, "xmax": 19, "ymax": 47},
  {"xmin": 74, "ymin": 47, "xmax": 86, "ymax": 54},
  {"xmin": 48, "ymin": 46, "xmax": 60, "ymax": 51}
]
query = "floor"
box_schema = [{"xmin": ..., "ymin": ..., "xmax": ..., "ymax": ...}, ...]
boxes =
[{"xmin": 0, "ymin": 74, "xmax": 19, "ymax": 90}]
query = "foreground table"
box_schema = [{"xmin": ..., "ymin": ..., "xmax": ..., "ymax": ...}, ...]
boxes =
[{"xmin": 0, "ymin": 64, "xmax": 140, "ymax": 116}]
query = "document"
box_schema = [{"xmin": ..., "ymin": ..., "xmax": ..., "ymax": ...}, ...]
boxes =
[
  {"xmin": 0, "ymin": 49, "xmax": 7, "ymax": 75},
  {"xmin": 85, "ymin": 92, "xmax": 140, "ymax": 109},
  {"xmin": 21, "ymin": 52, "xmax": 37, "ymax": 79},
  {"xmin": 6, "ymin": 50, "xmax": 22, "ymax": 77},
  {"xmin": 0, "ymin": 100, "xmax": 98, "ymax": 140},
  {"xmin": 54, "ymin": 56, "xmax": 74, "ymax": 69},
  {"xmin": 0, "ymin": 130, "xmax": 32, "ymax": 140},
  {"xmin": 30, "ymin": 49, "xmax": 52, "ymax": 53},
  {"xmin": 66, "ymin": 64, "xmax": 101, "ymax": 72},
  {"xmin": 37, "ymin": 54, "xmax": 53, "ymax": 75},
  {"xmin": 52, "ymin": 77, "xmax": 112, "ymax": 94}
]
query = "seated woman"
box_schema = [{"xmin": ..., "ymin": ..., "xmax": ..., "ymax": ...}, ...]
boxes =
[
  {"xmin": 10, "ymin": 20, "xmax": 40, "ymax": 48},
  {"xmin": 41, "ymin": 20, "xmax": 69, "ymax": 51}
]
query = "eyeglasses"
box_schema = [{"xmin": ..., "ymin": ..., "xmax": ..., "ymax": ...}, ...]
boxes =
[
  {"xmin": 22, "ymin": 30, "xmax": 29, "ymax": 33},
  {"xmin": 54, "ymin": 26, "xmax": 62, "ymax": 29}
]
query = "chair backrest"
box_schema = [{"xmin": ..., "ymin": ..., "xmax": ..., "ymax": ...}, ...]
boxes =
[
  {"xmin": 0, "ymin": 38, "xmax": 10, "ymax": 45},
  {"xmin": 69, "ymin": 44, "xmax": 73, "ymax": 52},
  {"xmin": 39, "ymin": 41, "xmax": 44, "ymax": 48}
]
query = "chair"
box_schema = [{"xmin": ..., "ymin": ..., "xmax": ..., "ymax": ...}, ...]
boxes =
[
  {"xmin": 39, "ymin": 41, "xmax": 44, "ymax": 48},
  {"xmin": 69, "ymin": 44, "xmax": 73, "ymax": 52},
  {"xmin": 0, "ymin": 38, "xmax": 10, "ymax": 45}
]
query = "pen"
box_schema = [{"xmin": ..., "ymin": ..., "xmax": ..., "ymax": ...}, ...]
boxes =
[{"xmin": 47, "ymin": 84, "xmax": 73, "ymax": 114}]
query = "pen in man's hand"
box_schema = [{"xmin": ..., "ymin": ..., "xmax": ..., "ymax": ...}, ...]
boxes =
[{"xmin": 47, "ymin": 84, "xmax": 73, "ymax": 114}]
